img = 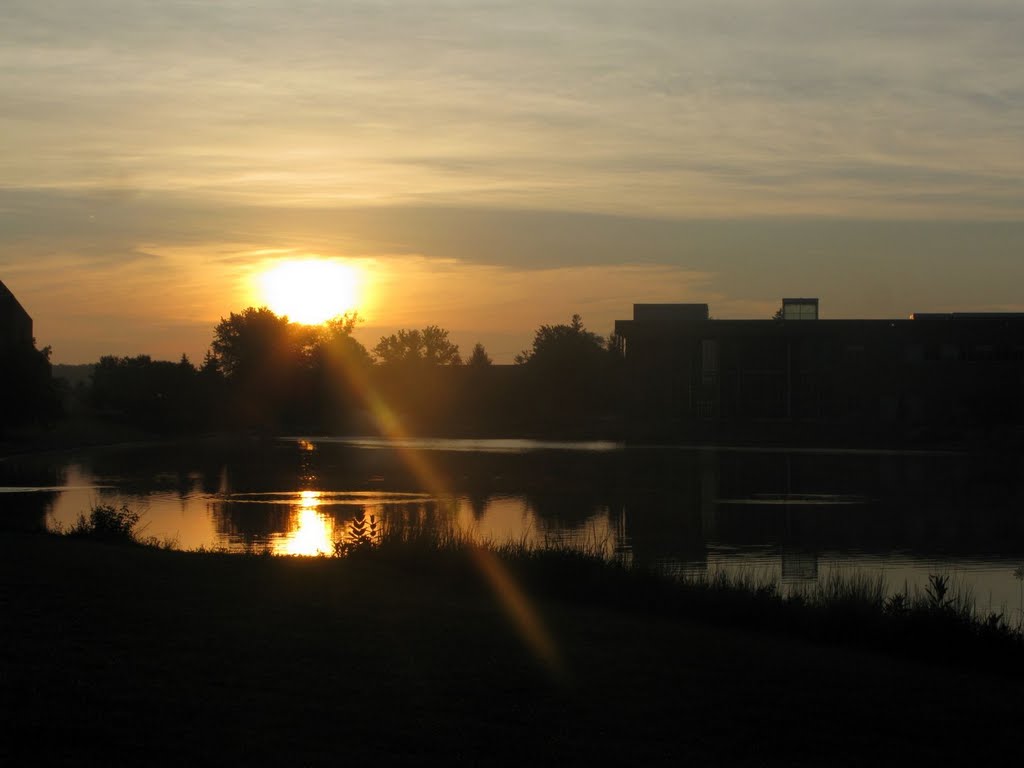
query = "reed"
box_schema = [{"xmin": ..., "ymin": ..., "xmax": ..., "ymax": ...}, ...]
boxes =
[{"xmin": 57, "ymin": 504, "xmax": 1023, "ymax": 665}]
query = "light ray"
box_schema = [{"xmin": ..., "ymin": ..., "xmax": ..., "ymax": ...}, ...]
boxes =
[{"xmin": 321, "ymin": 351, "xmax": 563, "ymax": 678}]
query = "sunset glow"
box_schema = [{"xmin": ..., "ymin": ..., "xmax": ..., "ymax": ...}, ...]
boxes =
[{"xmin": 259, "ymin": 260, "xmax": 362, "ymax": 325}]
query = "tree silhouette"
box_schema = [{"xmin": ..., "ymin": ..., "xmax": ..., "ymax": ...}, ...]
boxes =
[
  {"xmin": 606, "ymin": 332, "xmax": 625, "ymax": 360},
  {"xmin": 210, "ymin": 307, "xmax": 294, "ymax": 379},
  {"xmin": 373, "ymin": 325, "xmax": 461, "ymax": 366},
  {"xmin": 515, "ymin": 314, "xmax": 612, "ymax": 433},
  {"xmin": 466, "ymin": 342, "xmax": 492, "ymax": 367},
  {"xmin": 207, "ymin": 307, "xmax": 370, "ymax": 429},
  {"xmin": 318, "ymin": 314, "xmax": 372, "ymax": 368},
  {"xmin": 515, "ymin": 314, "xmax": 605, "ymax": 367},
  {"xmin": 90, "ymin": 354, "xmax": 201, "ymax": 432},
  {"xmin": 306, "ymin": 314, "xmax": 372, "ymax": 431}
]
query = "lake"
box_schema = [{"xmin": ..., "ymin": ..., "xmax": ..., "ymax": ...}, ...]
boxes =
[{"xmin": 3, "ymin": 436, "xmax": 1024, "ymax": 621}]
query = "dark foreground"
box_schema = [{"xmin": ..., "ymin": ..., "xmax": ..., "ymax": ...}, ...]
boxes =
[{"xmin": 2, "ymin": 533, "xmax": 1021, "ymax": 766}]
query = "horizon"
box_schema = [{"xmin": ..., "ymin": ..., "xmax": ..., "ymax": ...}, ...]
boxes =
[{"xmin": 28, "ymin": 284, "xmax": 1024, "ymax": 369}]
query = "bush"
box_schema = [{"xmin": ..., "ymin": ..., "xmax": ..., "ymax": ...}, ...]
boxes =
[{"xmin": 68, "ymin": 504, "xmax": 142, "ymax": 544}]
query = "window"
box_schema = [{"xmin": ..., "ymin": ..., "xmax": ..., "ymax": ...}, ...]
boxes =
[
  {"xmin": 701, "ymin": 339, "xmax": 719, "ymax": 385},
  {"xmin": 782, "ymin": 298, "xmax": 819, "ymax": 321}
]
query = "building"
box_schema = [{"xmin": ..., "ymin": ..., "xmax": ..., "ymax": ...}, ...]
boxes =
[
  {"xmin": 0, "ymin": 279, "xmax": 33, "ymax": 352},
  {"xmin": 614, "ymin": 300, "xmax": 1024, "ymax": 445}
]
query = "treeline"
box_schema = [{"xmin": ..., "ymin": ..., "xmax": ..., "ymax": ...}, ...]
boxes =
[{"xmin": 74, "ymin": 308, "xmax": 625, "ymax": 438}]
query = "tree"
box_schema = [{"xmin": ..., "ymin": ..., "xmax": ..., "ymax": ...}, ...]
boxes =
[
  {"xmin": 209, "ymin": 307, "xmax": 294, "ymax": 379},
  {"xmin": 207, "ymin": 307, "xmax": 372, "ymax": 429},
  {"xmin": 89, "ymin": 354, "xmax": 201, "ymax": 432},
  {"xmin": 208, "ymin": 308, "xmax": 295, "ymax": 427},
  {"xmin": 606, "ymin": 332, "xmax": 625, "ymax": 360},
  {"xmin": 306, "ymin": 312, "xmax": 373, "ymax": 431},
  {"xmin": 318, "ymin": 314, "xmax": 372, "ymax": 369},
  {"xmin": 466, "ymin": 342, "xmax": 492, "ymax": 368},
  {"xmin": 515, "ymin": 314, "xmax": 605, "ymax": 367},
  {"xmin": 372, "ymin": 325, "xmax": 461, "ymax": 366},
  {"xmin": 514, "ymin": 314, "xmax": 613, "ymax": 433}
]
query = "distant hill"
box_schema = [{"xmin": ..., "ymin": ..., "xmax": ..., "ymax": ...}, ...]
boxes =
[{"xmin": 52, "ymin": 364, "xmax": 94, "ymax": 388}]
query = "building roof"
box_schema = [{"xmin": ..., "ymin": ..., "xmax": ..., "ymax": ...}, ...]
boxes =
[
  {"xmin": 0, "ymin": 279, "xmax": 31, "ymax": 320},
  {"xmin": 0, "ymin": 279, "xmax": 34, "ymax": 351}
]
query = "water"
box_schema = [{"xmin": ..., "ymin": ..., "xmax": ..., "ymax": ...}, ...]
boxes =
[{"xmin": 3, "ymin": 437, "xmax": 1024, "ymax": 622}]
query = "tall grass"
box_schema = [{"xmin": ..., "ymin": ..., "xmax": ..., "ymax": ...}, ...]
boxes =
[
  {"xmin": 323, "ymin": 522, "xmax": 1024, "ymax": 668},
  {"xmin": 53, "ymin": 503, "xmax": 1020, "ymax": 668}
]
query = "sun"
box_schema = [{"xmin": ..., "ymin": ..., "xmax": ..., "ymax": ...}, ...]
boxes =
[{"xmin": 258, "ymin": 259, "xmax": 362, "ymax": 325}]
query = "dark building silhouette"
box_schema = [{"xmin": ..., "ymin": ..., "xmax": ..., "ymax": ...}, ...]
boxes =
[
  {"xmin": 0, "ymin": 279, "xmax": 33, "ymax": 351},
  {"xmin": 1, "ymin": 279, "xmax": 57, "ymax": 433},
  {"xmin": 615, "ymin": 300, "xmax": 1024, "ymax": 445}
]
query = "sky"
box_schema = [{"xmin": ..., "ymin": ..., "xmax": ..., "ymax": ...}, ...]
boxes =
[{"xmin": 2, "ymin": 0, "xmax": 1023, "ymax": 363}]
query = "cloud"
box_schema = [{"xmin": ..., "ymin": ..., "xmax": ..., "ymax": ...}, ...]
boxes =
[
  {"xmin": 2, "ymin": 1, "xmax": 1023, "ymax": 217},
  {"xmin": 7, "ymin": 186, "xmax": 1024, "ymax": 362}
]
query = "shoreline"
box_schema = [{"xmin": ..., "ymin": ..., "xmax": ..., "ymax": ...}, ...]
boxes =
[{"xmin": 2, "ymin": 423, "xmax": 998, "ymax": 462}]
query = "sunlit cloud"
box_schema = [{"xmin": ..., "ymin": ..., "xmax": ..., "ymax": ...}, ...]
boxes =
[
  {"xmin": 3, "ymin": 1, "xmax": 1023, "ymax": 217},
  {"xmin": 8, "ymin": 203, "xmax": 1024, "ymax": 363}
]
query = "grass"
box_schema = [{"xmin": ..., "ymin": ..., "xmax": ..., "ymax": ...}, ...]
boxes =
[
  {"xmin": 325, "ymin": 516, "xmax": 1024, "ymax": 665},
  {"xmin": 53, "ymin": 502, "xmax": 1024, "ymax": 666},
  {"xmin": 5, "ymin": 526, "xmax": 1024, "ymax": 766},
  {"xmin": 185, "ymin": 506, "xmax": 1024, "ymax": 668}
]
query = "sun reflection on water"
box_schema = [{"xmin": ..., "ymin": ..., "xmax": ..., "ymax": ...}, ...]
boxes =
[{"xmin": 277, "ymin": 491, "xmax": 336, "ymax": 556}]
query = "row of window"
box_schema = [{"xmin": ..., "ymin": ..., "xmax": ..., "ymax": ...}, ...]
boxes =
[{"xmin": 695, "ymin": 340, "xmax": 1024, "ymax": 369}]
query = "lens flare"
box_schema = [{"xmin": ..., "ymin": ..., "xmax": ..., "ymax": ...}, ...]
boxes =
[{"xmin": 321, "ymin": 355, "xmax": 564, "ymax": 679}]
